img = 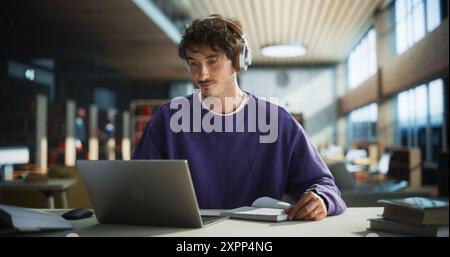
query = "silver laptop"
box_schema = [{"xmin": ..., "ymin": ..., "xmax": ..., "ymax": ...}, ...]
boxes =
[{"xmin": 77, "ymin": 160, "xmax": 227, "ymax": 228}]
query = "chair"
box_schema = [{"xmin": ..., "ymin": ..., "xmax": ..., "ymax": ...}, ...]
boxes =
[
  {"xmin": 327, "ymin": 161, "xmax": 357, "ymax": 191},
  {"xmin": 369, "ymin": 152, "xmax": 393, "ymax": 175},
  {"xmin": 345, "ymin": 149, "xmax": 368, "ymax": 173},
  {"xmin": 329, "ymin": 161, "xmax": 408, "ymax": 191}
]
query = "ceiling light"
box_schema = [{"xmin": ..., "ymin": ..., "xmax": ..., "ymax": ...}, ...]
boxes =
[{"xmin": 261, "ymin": 44, "xmax": 308, "ymax": 58}]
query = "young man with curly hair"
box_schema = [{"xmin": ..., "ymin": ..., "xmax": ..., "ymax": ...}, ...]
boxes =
[{"xmin": 133, "ymin": 14, "xmax": 346, "ymax": 221}]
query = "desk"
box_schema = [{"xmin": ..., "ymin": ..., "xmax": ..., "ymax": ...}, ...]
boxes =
[
  {"xmin": 0, "ymin": 178, "xmax": 77, "ymax": 209},
  {"xmin": 20, "ymin": 207, "xmax": 400, "ymax": 237}
]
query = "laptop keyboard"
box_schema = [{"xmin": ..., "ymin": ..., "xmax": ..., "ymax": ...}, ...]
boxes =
[{"xmin": 201, "ymin": 215, "xmax": 227, "ymax": 226}]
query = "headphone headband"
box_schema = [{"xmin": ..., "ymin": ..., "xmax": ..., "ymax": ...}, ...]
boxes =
[
  {"xmin": 184, "ymin": 15, "xmax": 252, "ymax": 72},
  {"xmin": 202, "ymin": 15, "xmax": 244, "ymax": 37}
]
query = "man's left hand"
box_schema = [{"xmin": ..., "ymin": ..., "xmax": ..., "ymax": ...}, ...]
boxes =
[{"xmin": 284, "ymin": 191, "xmax": 327, "ymax": 221}]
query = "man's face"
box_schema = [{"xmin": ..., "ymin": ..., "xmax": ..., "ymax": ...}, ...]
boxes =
[{"xmin": 186, "ymin": 44, "xmax": 237, "ymax": 98}]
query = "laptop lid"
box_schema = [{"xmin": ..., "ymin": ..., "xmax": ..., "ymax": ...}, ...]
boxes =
[{"xmin": 77, "ymin": 160, "xmax": 204, "ymax": 228}]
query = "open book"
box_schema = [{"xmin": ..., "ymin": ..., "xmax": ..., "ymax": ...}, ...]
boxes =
[{"xmin": 221, "ymin": 197, "xmax": 292, "ymax": 222}]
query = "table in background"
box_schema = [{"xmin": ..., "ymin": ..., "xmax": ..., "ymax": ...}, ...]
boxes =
[{"xmin": 0, "ymin": 178, "xmax": 77, "ymax": 209}]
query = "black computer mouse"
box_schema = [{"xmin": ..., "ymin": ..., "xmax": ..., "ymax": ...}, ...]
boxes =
[{"xmin": 62, "ymin": 208, "xmax": 94, "ymax": 220}]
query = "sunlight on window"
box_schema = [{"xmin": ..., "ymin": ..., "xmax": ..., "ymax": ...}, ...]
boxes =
[
  {"xmin": 412, "ymin": 1, "xmax": 425, "ymax": 43},
  {"xmin": 396, "ymin": 78, "xmax": 445, "ymax": 161},
  {"xmin": 395, "ymin": 0, "xmax": 441, "ymax": 54},
  {"xmin": 368, "ymin": 30, "xmax": 377, "ymax": 75},
  {"xmin": 427, "ymin": 0, "xmax": 441, "ymax": 32},
  {"xmin": 348, "ymin": 103, "xmax": 378, "ymax": 141},
  {"xmin": 414, "ymin": 85, "xmax": 428, "ymax": 126},
  {"xmin": 429, "ymin": 79, "xmax": 444, "ymax": 125},
  {"xmin": 369, "ymin": 103, "xmax": 378, "ymax": 122},
  {"xmin": 348, "ymin": 28, "xmax": 377, "ymax": 90},
  {"xmin": 408, "ymin": 90, "xmax": 415, "ymax": 126},
  {"xmin": 398, "ymin": 91, "xmax": 409, "ymax": 125}
]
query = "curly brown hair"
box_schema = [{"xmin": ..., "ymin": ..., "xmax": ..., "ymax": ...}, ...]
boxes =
[{"xmin": 178, "ymin": 14, "xmax": 243, "ymax": 70}]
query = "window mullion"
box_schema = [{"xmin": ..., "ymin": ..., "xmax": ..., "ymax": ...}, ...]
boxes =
[{"xmin": 426, "ymin": 83, "xmax": 432, "ymax": 161}]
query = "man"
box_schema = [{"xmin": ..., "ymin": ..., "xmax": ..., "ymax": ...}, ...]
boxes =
[{"xmin": 133, "ymin": 15, "xmax": 346, "ymax": 221}]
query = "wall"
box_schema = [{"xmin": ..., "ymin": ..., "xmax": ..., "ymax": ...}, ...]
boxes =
[
  {"xmin": 340, "ymin": 73, "xmax": 379, "ymax": 114},
  {"xmin": 378, "ymin": 16, "xmax": 449, "ymax": 97},
  {"xmin": 335, "ymin": 63, "xmax": 347, "ymax": 149},
  {"xmin": 336, "ymin": 4, "xmax": 449, "ymax": 151},
  {"xmin": 240, "ymin": 67, "xmax": 337, "ymax": 146}
]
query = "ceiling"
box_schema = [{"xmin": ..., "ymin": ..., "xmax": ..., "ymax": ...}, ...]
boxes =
[
  {"xmin": 1, "ymin": 0, "xmax": 391, "ymax": 81},
  {"xmin": 184, "ymin": 0, "xmax": 389, "ymax": 65},
  {"xmin": 1, "ymin": 0, "xmax": 190, "ymax": 80}
]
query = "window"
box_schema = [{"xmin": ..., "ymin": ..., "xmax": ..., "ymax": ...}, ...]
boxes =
[
  {"xmin": 427, "ymin": 0, "xmax": 442, "ymax": 31},
  {"xmin": 347, "ymin": 103, "xmax": 378, "ymax": 146},
  {"xmin": 394, "ymin": 78, "xmax": 446, "ymax": 162},
  {"xmin": 429, "ymin": 79, "xmax": 445, "ymax": 162},
  {"xmin": 347, "ymin": 29, "xmax": 377, "ymax": 90},
  {"xmin": 395, "ymin": 0, "xmax": 442, "ymax": 55}
]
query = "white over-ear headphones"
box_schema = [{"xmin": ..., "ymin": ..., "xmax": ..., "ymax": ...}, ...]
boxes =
[{"xmin": 183, "ymin": 16, "xmax": 252, "ymax": 73}]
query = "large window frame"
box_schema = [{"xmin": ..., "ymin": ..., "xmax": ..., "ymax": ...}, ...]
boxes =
[
  {"xmin": 393, "ymin": 78, "xmax": 448, "ymax": 162},
  {"xmin": 347, "ymin": 28, "xmax": 378, "ymax": 91},
  {"xmin": 346, "ymin": 103, "xmax": 378, "ymax": 148},
  {"xmin": 394, "ymin": 0, "xmax": 443, "ymax": 55}
]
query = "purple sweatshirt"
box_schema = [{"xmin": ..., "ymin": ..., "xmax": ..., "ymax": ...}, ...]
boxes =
[{"xmin": 133, "ymin": 92, "xmax": 346, "ymax": 215}]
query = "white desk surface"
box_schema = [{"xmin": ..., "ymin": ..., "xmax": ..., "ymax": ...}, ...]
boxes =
[{"xmin": 21, "ymin": 207, "xmax": 398, "ymax": 237}]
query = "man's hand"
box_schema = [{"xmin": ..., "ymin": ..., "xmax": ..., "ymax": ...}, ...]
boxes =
[{"xmin": 284, "ymin": 191, "xmax": 327, "ymax": 221}]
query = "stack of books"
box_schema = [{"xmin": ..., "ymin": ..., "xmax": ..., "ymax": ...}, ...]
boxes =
[{"xmin": 368, "ymin": 197, "xmax": 449, "ymax": 237}]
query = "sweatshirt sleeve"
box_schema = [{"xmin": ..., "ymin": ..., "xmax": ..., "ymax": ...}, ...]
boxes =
[
  {"xmin": 285, "ymin": 124, "xmax": 346, "ymax": 216},
  {"xmin": 132, "ymin": 108, "xmax": 167, "ymax": 160}
]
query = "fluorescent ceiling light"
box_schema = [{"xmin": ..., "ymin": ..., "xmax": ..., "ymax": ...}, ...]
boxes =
[
  {"xmin": 261, "ymin": 44, "xmax": 307, "ymax": 58},
  {"xmin": 132, "ymin": 0, "xmax": 181, "ymax": 44}
]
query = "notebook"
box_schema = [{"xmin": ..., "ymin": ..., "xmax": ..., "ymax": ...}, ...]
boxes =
[{"xmin": 221, "ymin": 196, "xmax": 291, "ymax": 222}]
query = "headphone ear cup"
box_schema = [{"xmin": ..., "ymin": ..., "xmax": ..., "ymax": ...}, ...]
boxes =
[
  {"xmin": 245, "ymin": 45, "xmax": 252, "ymax": 67},
  {"xmin": 238, "ymin": 38, "xmax": 252, "ymax": 72}
]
